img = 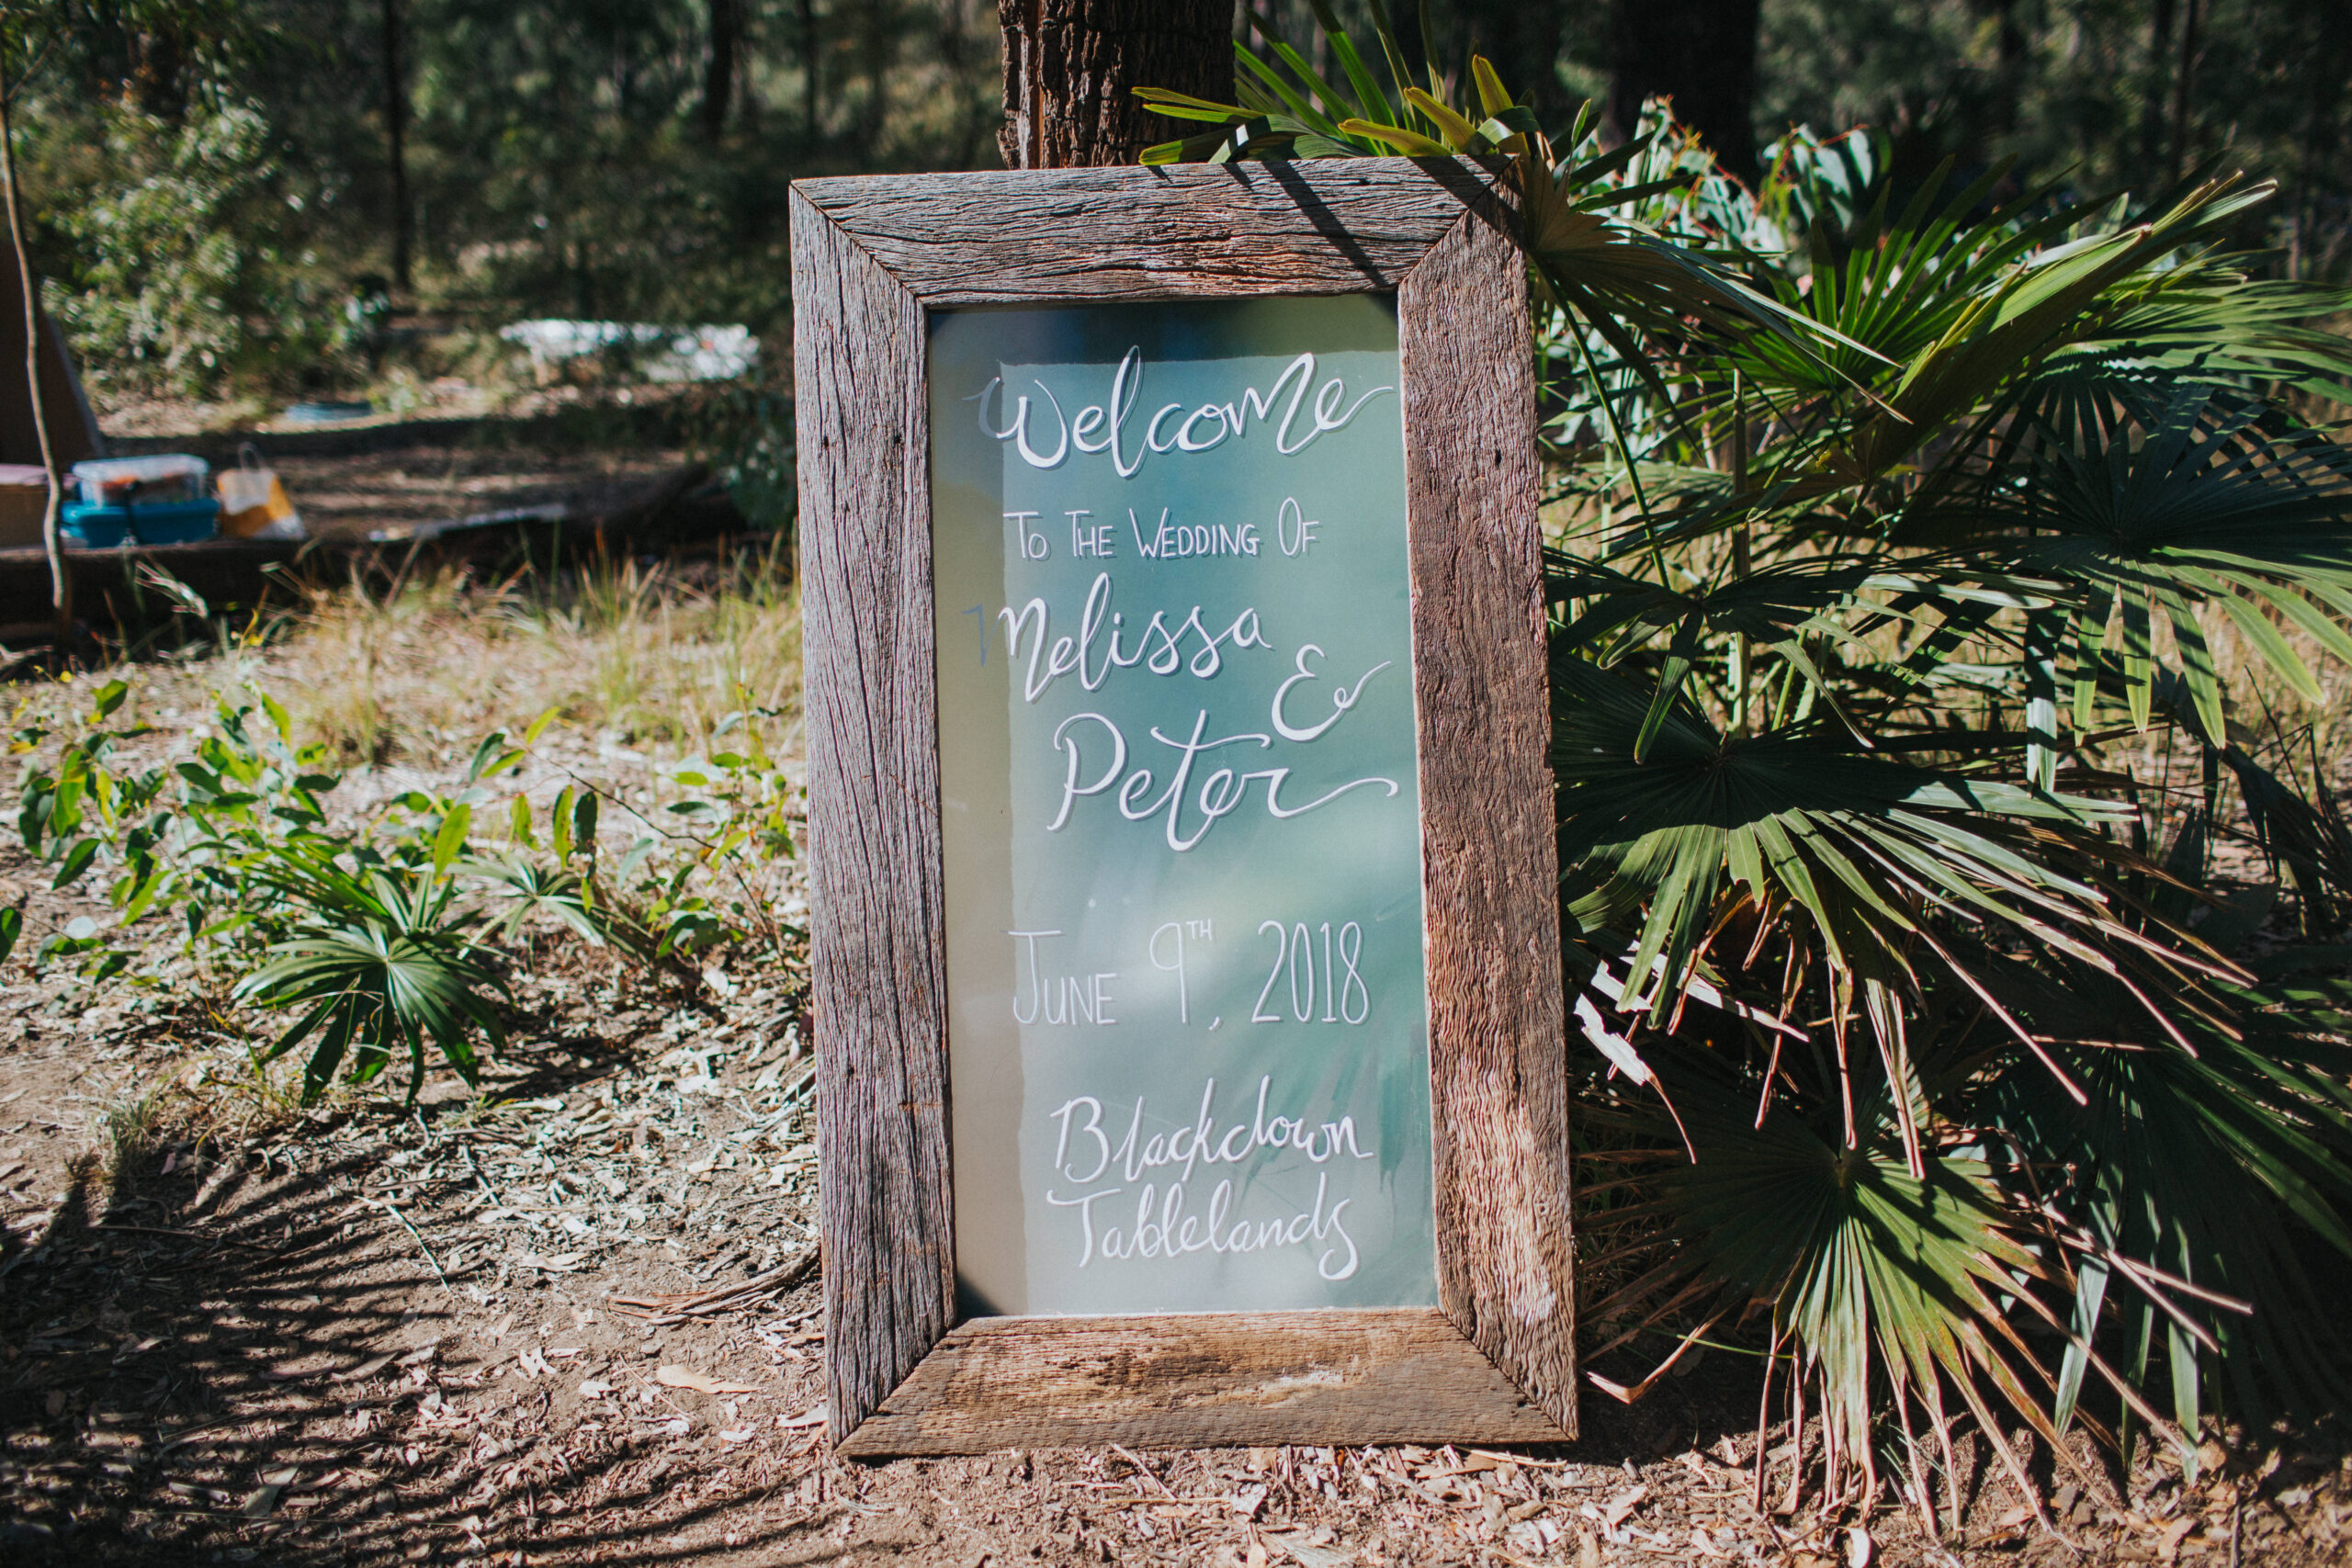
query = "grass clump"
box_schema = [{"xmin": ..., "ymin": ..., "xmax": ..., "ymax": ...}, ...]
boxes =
[{"xmin": 284, "ymin": 542, "xmax": 798, "ymax": 766}]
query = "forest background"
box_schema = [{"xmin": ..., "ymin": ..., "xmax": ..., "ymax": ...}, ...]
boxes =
[
  {"xmin": 0, "ymin": 4, "xmax": 2348, "ymax": 1562},
  {"xmin": 12, "ymin": 0, "xmax": 2352, "ymax": 420}
]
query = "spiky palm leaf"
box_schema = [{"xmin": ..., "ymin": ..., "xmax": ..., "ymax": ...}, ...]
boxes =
[
  {"xmin": 1143, "ymin": 9, "xmax": 2352, "ymax": 1514},
  {"xmin": 231, "ymin": 829, "xmax": 508, "ymax": 1105},
  {"xmin": 1657, "ymin": 1068, "xmax": 2088, "ymax": 1517},
  {"xmin": 1551, "ymin": 651, "xmax": 2251, "ymax": 1157},
  {"xmin": 1967, "ymin": 947, "xmax": 2352, "ymax": 1440}
]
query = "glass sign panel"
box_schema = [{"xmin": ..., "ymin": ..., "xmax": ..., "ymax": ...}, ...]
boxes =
[{"xmin": 929, "ymin": 296, "xmax": 1435, "ymax": 1315}]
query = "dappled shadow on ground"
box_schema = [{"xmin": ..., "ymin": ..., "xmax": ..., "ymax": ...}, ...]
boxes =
[
  {"xmin": 11, "ymin": 1130, "xmax": 2352, "ymax": 1567},
  {"xmin": 0, "ymin": 1116, "xmax": 1780, "ymax": 1568},
  {"xmin": 0, "ymin": 1017, "xmax": 1770, "ymax": 1568},
  {"xmin": 5, "ymin": 1016, "xmax": 2346, "ymax": 1566},
  {"xmin": 0, "ymin": 1123, "xmax": 851, "ymax": 1567}
]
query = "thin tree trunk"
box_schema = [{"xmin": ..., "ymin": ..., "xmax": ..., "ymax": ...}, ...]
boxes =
[
  {"xmin": 1444, "ymin": 0, "xmax": 1567, "ymax": 121},
  {"xmin": 1989, "ymin": 0, "xmax": 2026, "ymax": 139},
  {"xmin": 703, "ymin": 0, "xmax": 741, "ymax": 139},
  {"xmin": 2140, "ymin": 0, "xmax": 2175, "ymax": 169},
  {"xmin": 939, "ymin": 0, "xmax": 989, "ymax": 168},
  {"xmin": 2168, "ymin": 0, "xmax": 2203, "ymax": 183},
  {"xmin": 0, "ymin": 51, "xmax": 66, "ymax": 635},
  {"xmin": 382, "ymin": 0, "xmax": 412, "ymax": 290},
  {"xmin": 128, "ymin": 24, "xmax": 187, "ymax": 121},
  {"xmin": 998, "ymin": 0, "xmax": 1234, "ymax": 170},
  {"xmin": 862, "ymin": 0, "xmax": 890, "ymax": 143}
]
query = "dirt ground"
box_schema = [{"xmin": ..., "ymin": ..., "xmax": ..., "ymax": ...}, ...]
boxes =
[
  {"xmin": 2, "ymin": 653, "xmax": 2349, "ymax": 1566},
  {"xmin": 7, "ymin": 838, "xmax": 2351, "ymax": 1568},
  {"xmin": 104, "ymin": 402, "xmax": 691, "ymax": 541}
]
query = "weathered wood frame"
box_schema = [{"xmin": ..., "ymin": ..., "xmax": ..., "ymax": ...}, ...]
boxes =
[{"xmin": 791, "ymin": 159, "xmax": 1574, "ymax": 1455}]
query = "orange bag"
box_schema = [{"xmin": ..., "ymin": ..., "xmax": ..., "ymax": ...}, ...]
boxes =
[{"xmin": 216, "ymin": 445, "xmax": 304, "ymax": 539}]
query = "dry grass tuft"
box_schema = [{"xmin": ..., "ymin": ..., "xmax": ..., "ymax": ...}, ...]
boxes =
[{"xmin": 247, "ymin": 543, "xmax": 800, "ymax": 773}]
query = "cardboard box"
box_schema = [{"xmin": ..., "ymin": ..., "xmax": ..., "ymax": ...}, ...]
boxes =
[{"xmin": 0, "ymin": 463, "xmax": 51, "ymax": 548}]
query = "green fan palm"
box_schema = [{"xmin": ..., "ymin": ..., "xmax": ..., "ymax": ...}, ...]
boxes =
[
  {"xmin": 1905, "ymin": 382, "xmax": 2352, "ymax": 746},
  {"xmin": 1144, "ymin": 7, "xmax": 2352, "ymax": 1520},
  {"xmin": 232, "ymin": 825, "xmax": 508, "ymax": 1107},
  {"xmin": 1657, "ymin": 1071, "xmax": 2081, "ymax": 1523}
]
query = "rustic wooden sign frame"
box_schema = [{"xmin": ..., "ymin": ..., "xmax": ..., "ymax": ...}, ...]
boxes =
[{"xmin": 790, "ymin": 158, "xmax": 1575, "ymax": 1456}]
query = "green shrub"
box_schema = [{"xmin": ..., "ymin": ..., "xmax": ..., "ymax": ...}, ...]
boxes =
[
  {"xmin": 48, "ymin": 101, "xmax": 335, "ymax": 398},
  {"xmin": 1148, "ymin": 3, "xmax": 2352, "ymax": 1517},
  {"xmin": 10, "ymin": 679, "xmax": 800, "ymax": 1107}
]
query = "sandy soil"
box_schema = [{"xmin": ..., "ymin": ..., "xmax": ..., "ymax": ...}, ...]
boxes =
[{"xmin": 0, "ymin": 694, "xmax": 2346, "ymax": 1566}]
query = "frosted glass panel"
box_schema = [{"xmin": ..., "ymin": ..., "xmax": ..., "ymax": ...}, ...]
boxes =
[{"xmin": 929, "ymin": 296, "xmax": 1436, "ymax": 1315}]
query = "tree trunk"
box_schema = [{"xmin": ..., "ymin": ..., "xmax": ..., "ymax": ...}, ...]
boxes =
[
  {"xmin": 1608, "ymin": 0, "xmax": 1760, "ymax": 185},
  {"xmin": 2168, "ymin": 0, "xmax": 2203, "ymax": 183},
  {"xmin": 703, "ymin": 0, "xmax": 742, "ymax": 139},
  {"xmin": 382, "ymin": 0, "xmax": 413, "ymax": 290},
  {"xmin": 998, "ymin": 0, "xmax": 1233, "ymax": 170},
  {"xmin": 0, "ymin": 55, "xmax": 67, "ymax": 636}
]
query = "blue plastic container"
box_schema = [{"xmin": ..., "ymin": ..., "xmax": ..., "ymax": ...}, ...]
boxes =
[{"xmin": 60, "ymin": 499, "xmax": 222, "ymax": 549}]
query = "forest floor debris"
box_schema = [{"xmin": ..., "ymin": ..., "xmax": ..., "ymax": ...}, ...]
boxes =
[
  {"xmin": 2, "ymin": 592, "xmax": 2348, "ymax": 1564},
  {"xmin": 8, "ymin": 836, "xmax": 2348, "ymax": 1565}
]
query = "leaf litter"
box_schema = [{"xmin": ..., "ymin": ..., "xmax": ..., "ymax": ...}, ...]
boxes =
[{"xmin": 4, "ymin": 698, "xmax": 2351, "ymax": 1565}]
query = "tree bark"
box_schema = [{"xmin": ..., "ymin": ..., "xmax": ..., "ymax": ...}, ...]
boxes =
[
  {"xmin": 382, "ymin": 0, "xmax": 413, "ymax": 290},
  {"xmin": 998, "ymin": 0, "xmax": 1233, "ymax": 170},
  {"xmin": 0, "ymin": 49, "xmax": 67, "ymax": 635},
  {"xmin": 703, "ymin": 0, "xmax": 742, "ymax": 139},
  {"xmin": 1608, "ymin": 0, "xmax": 1760, "ymax": 185}
]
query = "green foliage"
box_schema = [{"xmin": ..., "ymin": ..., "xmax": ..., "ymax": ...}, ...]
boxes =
[
  {"xmin": 9, "ymin": 679, "xmax": 801, "ymax": 1108},
  {"xmin": 1753, "ymin": 0, "xmax": 2352, "ymax": 275},
  {"xmin": 11, "ymin": 0, "xmax": 999, "ymax": 407},
  {"xmin": 677, "ymin": 373, "xmax": 797, "ymax": 538},
  {"xmin": 1572, "ymin": 141, "xmax": 2352, "ymax": 1483},
  {"xmin": 45, "ymin": 101, "xmax": 336, "ymax": 397},
  {"xmin": 1139, "ymin": 8, "xmax": 1834, "ymax": 425},
  {"xmin": 1150, "ymin": 9, "xmax": 2352, "ymax": 1513},
  {"xmin": 231, "ymin": 833, "xmax": 510, "ymax": 1103}
]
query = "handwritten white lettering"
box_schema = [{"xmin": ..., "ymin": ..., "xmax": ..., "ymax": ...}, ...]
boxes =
[
  {"xmin": 971, "ymin": 348, "xmax": 1393, "ymax": 479},
  {"xmin": 1046, "ymin": 1078, "xmax": 1373, "ymax": 1279}
]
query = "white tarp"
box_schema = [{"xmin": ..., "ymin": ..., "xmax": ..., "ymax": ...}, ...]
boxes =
[{"xmin": 498, "ymin": 320, "xmax": 757, "ymax": 382}]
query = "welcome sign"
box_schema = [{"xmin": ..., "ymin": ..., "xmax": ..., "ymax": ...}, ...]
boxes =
[
  {"xmin": 933, "ymin": 298, "xmax": 1435, "ymax": 1315},
  {"xmin": 794, "ymin": 159, "xmax": 1577, "ymax": 1454}
]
